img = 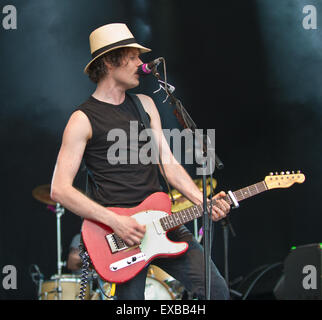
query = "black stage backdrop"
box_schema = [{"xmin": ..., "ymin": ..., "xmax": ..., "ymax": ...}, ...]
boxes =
[{"xmin": 0, "ymin": 0, "xmax": 321, "ymax": 299}]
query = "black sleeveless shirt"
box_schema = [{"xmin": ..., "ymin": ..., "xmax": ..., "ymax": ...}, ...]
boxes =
[{"xmin": 75, "ymin": 94, "xmax": 161, "ymax": 207}]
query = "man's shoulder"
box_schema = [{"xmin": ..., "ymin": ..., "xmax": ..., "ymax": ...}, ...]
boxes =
[
  {"xmin": 131, "ymin": 93, "xmax": 155, "ymax": 112},
  {"xmin": 134, "ymin": 93, "xmax": 152, "ymax": 102},
  {"xmin": 76, "ymin": 95, "xmax": 95, "ymax": 110},
  {"xmin": 72, "ymin": 96, "xmax": 97, "ymax": 122}
]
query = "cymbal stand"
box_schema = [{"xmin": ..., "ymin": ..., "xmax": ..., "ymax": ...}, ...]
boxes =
[
  {"xmin": 221, "ymin": 217, "xmax": 243, "ymax": 299},
  {"xmin": 55, "ymin": 203, "xmax": 65, "ymax": 299}
]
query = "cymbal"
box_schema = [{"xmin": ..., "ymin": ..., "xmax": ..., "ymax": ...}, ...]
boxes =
[
  {"xmin": 170, "ymin": 178, "xmax": 217, "ymax": 212},
  {"xmin": 32, "ymin": 184, "xmax": 56, "ymax": 206}
]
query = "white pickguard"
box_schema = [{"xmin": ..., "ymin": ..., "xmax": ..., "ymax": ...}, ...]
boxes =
[{"xmin": 133, "ymin": 210, "xmax": 188, "ymax": 261}]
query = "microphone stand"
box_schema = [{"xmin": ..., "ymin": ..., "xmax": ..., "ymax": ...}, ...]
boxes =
[
  {"xmin": 150, "ymin": 61, "xmax": 242, "ymax": 299},
  {"xmin": 150, "ymin": 64, "xmax": 223, "ymax": 300}
]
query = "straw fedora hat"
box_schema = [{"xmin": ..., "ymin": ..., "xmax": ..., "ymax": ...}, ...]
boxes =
[{"xmin": 84, "ymin": 23, "xmax": 151, "ymax": 74}]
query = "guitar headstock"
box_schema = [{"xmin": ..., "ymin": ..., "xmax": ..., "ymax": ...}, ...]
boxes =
[{"xmin": 264, "ymin": 171, "xmax": 305, "ymax": 190}]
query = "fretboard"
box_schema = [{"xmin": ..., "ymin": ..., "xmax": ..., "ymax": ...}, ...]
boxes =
[{"xmin": 159, "ymin": 181, "xmax": 267, "ymax": 231}]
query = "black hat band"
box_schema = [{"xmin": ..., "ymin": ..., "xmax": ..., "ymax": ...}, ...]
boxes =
[{"xmin": 91, "ymin": 38, "xmax": 137, "ymax": 59}]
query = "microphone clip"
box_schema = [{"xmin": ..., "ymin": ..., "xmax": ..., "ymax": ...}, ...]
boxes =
[{"xmin": 153, "ymin": 79, "xmax": 176, "ymax": 103}]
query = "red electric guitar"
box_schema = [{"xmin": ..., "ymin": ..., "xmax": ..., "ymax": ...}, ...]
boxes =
[{"xmin": 81, "ymin": 171, "xmax": 305, "ymax": 283}]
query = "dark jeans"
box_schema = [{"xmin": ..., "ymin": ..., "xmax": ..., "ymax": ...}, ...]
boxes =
[{"xmin": 114, "ymin": 225, "xmax": 230, "ymax": 300}]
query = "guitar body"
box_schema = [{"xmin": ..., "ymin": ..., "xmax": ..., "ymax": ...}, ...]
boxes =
[{"xmin": 81, "ymin": 192, "xmax": 188, "ymax": 283}]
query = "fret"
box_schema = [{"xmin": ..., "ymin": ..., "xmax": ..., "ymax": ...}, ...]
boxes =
[
  {"xmin": 256, "ymin": 183, "xmax": 262, "ymax": 193},
  {"xmin": 241, "ymin": 189, "xmax": 247, "ymax": 200},
  {"xmin": 247, "ymin": 186, "xmax": 253, "ymax": 198},
  {"xmin": 171, "ymin": 213, "xmax": 178, "ymax": 226},
  {"xmin": 185, "ymin": 210, "xmax": 190, "ymax": 222},
  {"xmin": 249, "ymin": 184, "xmax": 256, "ymax": 195},
  {"xmin": 181, "ymin": 211, "xmax": 187, "ymax": 224},
  {"xmin": 182, "ymin": 208, "xmax": 189, "ymax": 222},
  {"xmin": 160, "ymin": 218, "xmax": 166, "ymax": 231},
  {"xmin": 190, "ymin": 207, "xmax": 197, "ymax": 219},
  {"xmin": 246, "ymin": 186, "xmax": 252, "ymax": 198},
  {"xmin": 171, "ymin": 213, "xmax": 176, "ymax": 226},
  {"xmin": 195, "ymin": 205, "xmax": 202, "ymax": 218},
  {"xmin": 197, "ymin": 205, "xmax": 203, "ymax": 215},
  {"xmin": 165, "ymin": 215, "xmax": 172, "ymax": 229},
  {"xmin": 260, "ymin": 181, "xmax": 268, "ymax": 192},
  {"xmin": 184, "ymin": 208, "xmax": 190, "ymax": 222},
  {"xmin": 193, "ymin": 206, "xmax": 199, "ymax": 218},
  {"xmin": 161, "ymin": 216, "xmax": 166, "ymax": 228},
  {"xmin": 185, "ymin": 210, "xmax": 190, "ymax": 223},
  {"xmin": 187, "ymin": 207, "xmax": 194, "ymax": 221},
  {"xmin": 254, "ymin": 183, "xmax": 259, "ymax": 194},
  {"xmin": 236, "ymin": 189, "xmax": 244, "ymax": 201},
  {"xmin": 171, "ymin": 215, "xmax": 177, "ymax": 228},
  {"xmin": 241, "ymin": 188, "xmax": 247, "ymax": 197},
  {"xmin": 189, "ymin": 207, "xmax": 195, "ymax": 220},
  {"xmin": 169, "ymin": 215, "xmax": 175, "ymax": 228},
  {"xmin": 175, "ymin": 212, "xmax": 182, "ymax": 225},
  {"xmin": 224, "ymin": 195, "xmax": 233, "ymax": 206},
  {"xmin": 252, "ymin": 184, "xmax": 258, "ymax": 194}
]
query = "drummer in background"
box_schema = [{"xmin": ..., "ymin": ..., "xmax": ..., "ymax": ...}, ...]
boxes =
[
  {"xmin": 67, "ymin": 234, "xmax": 82, "ymax": 275},
  {"xmin": 67, "ymin": 233, "xmax": 111, "ymax": 300}
]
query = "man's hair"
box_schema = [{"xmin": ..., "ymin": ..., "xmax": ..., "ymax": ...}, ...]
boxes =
[{"xmin": 87, "ymin": 47, "xmax": 132, "ymax": 83}]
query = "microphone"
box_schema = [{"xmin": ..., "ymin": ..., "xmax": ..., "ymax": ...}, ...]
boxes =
[{"xmin": 137, "ymin": 57, "xmax": 162, "ymax": 76}]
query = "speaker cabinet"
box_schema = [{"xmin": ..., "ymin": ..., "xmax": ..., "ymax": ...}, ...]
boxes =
[{"xmin": 274, "ymin": 243, "xmax": 321, "ymax": 300}]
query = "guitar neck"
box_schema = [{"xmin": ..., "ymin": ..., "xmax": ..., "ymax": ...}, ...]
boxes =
[
  {"xmin": 160, "ymin": 181, "xmax": 268, "ymax": 231},
  {"xmin": 224, "ymin": 181, "xmax": 268, "ymax": 205}
]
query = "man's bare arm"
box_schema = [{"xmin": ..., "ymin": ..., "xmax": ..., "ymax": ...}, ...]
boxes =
[{"xmin": 51, "ymin": 111, "xmax": 145, "ymax": 245}]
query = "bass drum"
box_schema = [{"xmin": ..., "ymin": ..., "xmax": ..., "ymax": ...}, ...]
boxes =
[
  {"xmin": 145, "ymin": 275, "xmax": 175, "ymax": 300},
  {"xmin": 90, "ymin": 276, "xmax": 175, "ymax": 300},
  {"xmin": 91, "ymin": 276, "xmax": 175, "ymax": 300},
  {"xmin": 146, "ymin": 265, "xmax": 184, "ymax": 300}
]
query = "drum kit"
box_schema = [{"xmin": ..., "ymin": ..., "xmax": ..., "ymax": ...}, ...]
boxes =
[{"xmin": 31, "ymin": 178, "xmax": 216, "ymax": 300}]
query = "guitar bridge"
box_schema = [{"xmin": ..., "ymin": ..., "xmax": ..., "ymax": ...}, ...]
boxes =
[{"xmin": 106, "ymin": 233, "xmax": 128, "ymax": 253}]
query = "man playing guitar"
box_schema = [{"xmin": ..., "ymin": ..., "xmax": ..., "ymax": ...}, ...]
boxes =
[{"xmin": 50, "ymin": 23, "xmax": 230, "ymax": 300}]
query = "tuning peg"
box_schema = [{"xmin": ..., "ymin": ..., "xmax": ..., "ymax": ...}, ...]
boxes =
[
  {"xmin": 269, "ymin": 172, "xmax": 274, "ymax": 176},
  {"xmin": 297, "ymin": 170, "xmax": 301, "ymax": 174},
  {"xmin": 280, "ymin": 171, "xmax": 285, "ymax": 175},
  {"xmin": 275, "ymin": 172, "xmax": 279, "ymax": 175},
  {"xmin": 292, "ymin": 171, "xmax": 295, "ymax": 174},
  {"xmin": 286, "ymin": 171, "xmax": 290, "ymax": 174}
]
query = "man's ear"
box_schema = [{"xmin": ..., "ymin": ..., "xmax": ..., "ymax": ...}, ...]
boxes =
[{"xmin": 103, "ymin": 57, "xmax": 114, "ymax": 71}]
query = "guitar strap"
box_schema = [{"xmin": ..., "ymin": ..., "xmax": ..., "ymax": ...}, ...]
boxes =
[{"xmin": 128, "ymin": 93, "xmax": 175, "ymax": 204}]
